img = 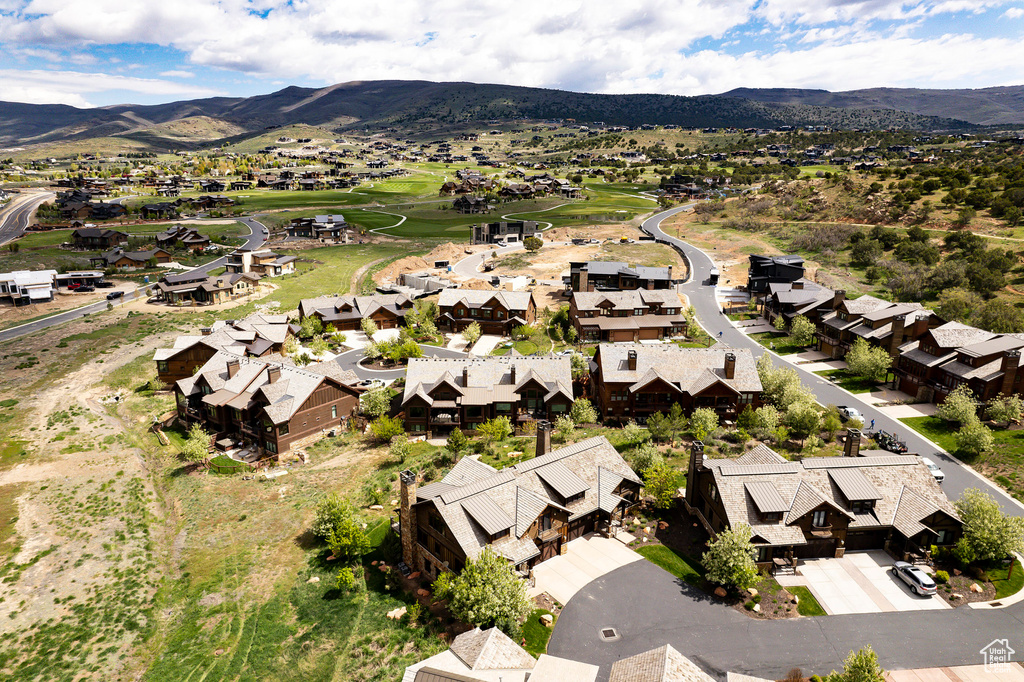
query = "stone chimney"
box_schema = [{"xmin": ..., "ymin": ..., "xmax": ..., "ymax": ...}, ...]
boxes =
[
  {"xmin": 667, "ymin": 265, "xmax": 672, "ymax": 280},
  {"xmin": 627, "ymin": 349, "xmax": 637, "ymax": 371},
  {"xmin": 510, "ymin": 363, "xmax": 516, "ymax": 384},
  {"xmin": 1000, "ymin": 350, "xmax": 1021, "ymax": 397},
  {"xmin": 267, "ymin": 366, "xmax": 281, "ymax": 384},
  {"xmin": 226, "ymin": 358, "xmax": 240, "ymax": 379},
  {"xmin": 462, "ymin": 367, "xmax": 469, "ymax": 387},
  {"xmin": 536, "ymin": 420, "xmax": 552, "ymax": 458},
  {"xmin": 889, "ymin": 315, "xmax": 906, "ymax": 357},
  {"xmin": 399, "ymin": 470, "xmax": 418, "ymax": 570},
  {"xmin": 201, "ymin": 327, "xmax": 213, "ymax": 336},
  {"xmin": 832, "ymin": 290, "xmax": 846, "ymax": 309},
  {"xmin": 578, "ymin": 265, "xmax": 588, "ymax": 292},
  {"xmin": 724, "ymin": 353, "xmax": 736, "ymax": 380},
  {"xmin": 844, "ymin": 428, "xmax": 861, "ymax": 457},
  {"xmin": 685, "ymin": 441, "xmax": 705, "ymax": 506}
]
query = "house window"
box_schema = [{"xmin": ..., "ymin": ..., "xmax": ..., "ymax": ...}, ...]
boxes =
[
  {"xmin": 466, "ymin": 406, "xmax": 483, "ymax": 419},
  {"xmin": 265, "ymin": 441, "xmax": 277, "ymax": 454},
  {"xmin": 812, "ymin": 510, "xmax": 827, "ymax": 527},
  {"xmin": 331, "ymin": 405, "xmax": 338, "ymax": 419},
  {"xmin": 201, "ymin": 384, "xmax": 213, "ymax": 395},
  {"xmin": 496, "ymin": 311, "xmax": 504, "ymax": 319},
  {"xmin": 471, "ymin": 309, "xmax": 479, "ymax": 317},
  {"xmin": 936, "ymin": 529, "xmax": 950, "ymax": 545},
  {"xmin": 756, "ymin": 546, "xmax": 769, "ymax": 562},
  {"xmin": 429, "ymin": 512, "xmax": 444, "ymax": 533},
  {"xmin": 496, "ymin": 402, "xmax": 512, "ymax": 413},
  {"xmin": 540, "ymin": 514, "xmax": 552, "ymax": 532},
  {"xmin": 550, "ymin": 403, "xmax": 566, "ymax": 413},
  {"xmin": 279, "ymin": 424, "xmax": 289, "ymax": 436},
  {"xmin": 409, "ymin": 406, "xmax": 425, "ymax": 418},
  {"xmin": 411, "ymin": 423, "xmax": 425, "ymax": 432},
  {"xmin": 739, "ymin": 393, "xmax": 753, "ymax": 405},
  {"xmin": 708, "ymin": 483, "xmax": 718, "ymax": 502},
  {"xmin": 157, "ymin": 360, "xmax": 169, "ymax": 373}
]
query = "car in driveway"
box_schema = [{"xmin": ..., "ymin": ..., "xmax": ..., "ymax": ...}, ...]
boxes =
[
  {"xmin": 891, "ymin": 561, "xmax": 937, "ymax": 596},
  {"xmin": 920, "ymin": 456, "xmax": 945, "ymax": 483}
]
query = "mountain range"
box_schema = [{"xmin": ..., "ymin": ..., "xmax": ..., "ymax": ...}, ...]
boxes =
[{"xmin": 2, "ymin": 80, "xmax": 1022, "ymax": 150}]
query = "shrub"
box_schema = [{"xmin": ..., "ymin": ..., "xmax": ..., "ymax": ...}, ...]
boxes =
[
  {"xmin": 389, "ymin": 434, "xmax": 411, "ymax": 462},
  {"xmin": 336, "ymin": 567, "xmax": 357, "ymax": 592},
  {"xmin": 630, "ymin": 440, "xmax": 663, "ymax": 477},
  {"xmin": 569, "ymin": 398, "xmax": 598, "ymax": 424},
  {"xmin": 404, "ymin": 601, "xmax": 423, "ymax": 625},
  {"xmin": 370, "ymin": 415, "xmax": 405, "ymax": 443},
  {"xmin": 702, "ymin": 523, "xmax": 759, "ymax": 590},
  {"xmin": 934, "ymin": 570, "xmax": 949, "ymax": 584},
  {"xmin": 553, "ymin": 415, "xmax": 575, "ymax": 442}
]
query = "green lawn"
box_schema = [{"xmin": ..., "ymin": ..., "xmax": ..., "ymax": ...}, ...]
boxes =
[
  {"xmin": 521, "ymin": 609, "xmax": 555, "ymax": 656},
  {"xmin": 900, "ymin": 416, "xmax": 1024, "ymax": 501},
  {"xmin": 787, "ymin": 586, "xmax": 827, "ymax": 616},
  {"xmin": 813, "ymin": 368, "xmax": 883, "ymax": 394},
  {"xmin": 751, "ymin": 332, "xmax": 805, "ymax": 356},
  {"xmin": 635, "ymin": 544, "xmax": 704, "ymax": 587},
  {"xmin": 990, "ymin": 558, "xmax": 1024, "ymax": 600}
]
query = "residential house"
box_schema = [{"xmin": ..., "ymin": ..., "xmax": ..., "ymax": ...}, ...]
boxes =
[
  {"xmin": 895, "ymin": 322, "xmax": 1024, "ymax": 404},
  {"xmin": 470, "ymin": 220, "xmax": 538, "ymax": 245},
  {"xmin": 498, "ymin": 183, "xmax": 535, "ymax": 200},
  {"xmin": 299, "ymin": 293, "xmax": 414, "ymax": 331},
  {"xmin": 403, "ymin": 626, "xmax": 598, "ymax": 682},
  {"xmin": 157, "ymin": 271, "xmax": 260, "ymax": 305},
  {"xmin": 175, "ymin": 351, "xmax": 362, "ymax": 457},
  {"xmin": 91, "ymin": 247, "xmax": 172, "ymax": 270},
  {"xmin": 760, "ymin": 280, "xmax": 838, "ymax": 326},
  {"xmin": 71, "ymin": 228, "xmax": 128, "ymax": 250},
  {"xmin": 401, "ymin": 355, "xmax": 574, "ymax": 437},
  {"xmin": 565, "ymin": 261, "xmax": 676, "ymax": 292},
  {"xmin": 816, "ymin": 295, "xmax": 940, "ymax": 360},
  {"xmin": 591, "ymin": 345, "xmax": 762, "ymax": 423},
  {"xmin": 570, "ymin": 290, "xmax": 686, "ymax": 342},
  {"xmin": 684, "ymin": 438, "xmax": 962, "ymax": 566},
  {"xmin": 152, "ymin": 313, "xmax": 298, "ymax": 384},
  {"xmin": 453, "ymin": 196, "xmax": 490, "ymax": 214},
  {"xmin": 397, "ymin": 434, "xmax": 641, "ymax": 578},
  {"xmin": 140, "ymin": 202, "xmax": 179, "ymax": 219},
  {"xmin": 225, "ymin": 248, "xmax": 297, "ymax": 277},
  {"xmin": 155, "ymin": 225, "xmax": 210, "ymax": 252},
  {"xmin": 437, "ymin": 289, "xmax": 536, "ymax": 336},
  {"xmin": 748, "ymin": 254, "xmax": 805, "ymax": 294},
  {"xmin": 0, "ymin": 270, "xmax": 57, "ymax": 305}
]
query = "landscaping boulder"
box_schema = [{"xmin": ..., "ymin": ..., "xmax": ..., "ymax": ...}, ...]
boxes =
[
  {"xmin": 417, "ymin": 588, "xmax": 430, "ymax": 598},
  {"xmin": 950, "ymin": 593, "xmax": 963, "ymax": 601},
  {"xmin": 970, "ymin": 583, "xmax": 983, "ymax": 593},
  {"xmin": 714, "ymin": 587, "xmax": 728, "ymax": 598},
  {"xmin": 369, "ymin": 504, "xmax": 384, "ymax": 511},
  {"xmin": 386, "ymin": 606, "xmax": 407, "ymax": 620},
  {"xmin": 752, "ymin": 603, "xmax": 761, "ymax": 613},
  {"xmin": 540, "ymin": 614, "xmax": 554, "ymax": 627},
  {"xmin": 307, "ymin": 576, "xmax": 320, "ymax": 584},
  {"xmin": 953, "ymin": 568, "xmax": 962, "ymax": 576},
  {"xmin": 792, "ymin": 595, "xmax": 799, "ymax": 604},
  {"xmin": 658, "ymin": 521, "xmax": 669, "ymax": 530},
  {"xmin": 748, "ymin": 588, "xmax": 758, "ymax": 597},
  {"xmin": 409, "ymin": 572, "xmax": 421, "ymax": 580}
]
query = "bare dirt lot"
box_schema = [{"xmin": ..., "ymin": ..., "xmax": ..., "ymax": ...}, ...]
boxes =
[{"xmin": 0, "ymin": 279, "xmax": 137, "ymax": 329}]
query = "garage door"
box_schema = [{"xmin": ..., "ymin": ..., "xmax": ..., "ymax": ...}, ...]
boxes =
[
  {"xmin": 566, "ymin": 515, "xmax": 596, "ymax": 541},
  {"xmin": 845, "ymin": 530, "xmax": 888, "ymax": 552},
  {"xmin": 611, "ymin": 330, "xmax": 634, "ymax": 342},
  {"xmin": 638, "ymin": 328, "xmax": 660, "ymax": 340},
  {"xmin": 795, "ymin": 538, "xmax": 836, "ymax": 559}
]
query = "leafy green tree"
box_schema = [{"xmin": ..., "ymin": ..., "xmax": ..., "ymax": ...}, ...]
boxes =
[
  {"xmin": 569, "ymin": 352, "xmax": 588, "ymax": 380},
  {"xmin": 313, "ymin": 492, "xmax": 363, "ymax": 543},
  {"xmin": 445, "ymin": 428, "xmax": 468, "ymax": 457},
  {"xmin": 621, "ymin": 419, "xmax": 646, "ymax": 444},
  {"xmin": 754, "ymin": 404, "xmax": 781, "ymax": 431},
  {"xmin": 689, "ymin": 407, "xmax": 718, "ymax": 441},
  {"xmin": 309, "ymin": 334, "xmax": 330, "ymax": 356},
  {"xmin": 327, "ymin": 507, "xmax": 371, "ymax": 562},
  {"xmin": 370, "ymin": 415, "xmax": 404, "ymax": 443},
  {"xmin": 936, "ymin": 288, "xmax": 981, "ymax": 323},
  {"xmin": 523, "ymin": 236, "xmax": 543, "ymax": 252},
  {"xmin": 438, "ymin": 547, "xmax": 531, "ymax": 637},
  {"xmin": 646, "ymin": 410, "xmax": 671, "ymax": 442},
  {"xmin": 477, "ymin": 416, "xmax": 513, "ymax": 444},
  {"xmin": 553, "ymin": 414, "xmax": 575, "ymax": 442},
  {"xmin": 954, "ymin": 488, "xmax": 1024, "ymax": 561},
  {"xmin": 511, "ymin": 324, "xmax": 532, "ymax": 340},
  {"xmin": 180, "ymin": 423, "xmax": 211, "ymax": 463},
  {"xmin": 789, "ymin": 315, "xmax": 816, "ymax": 346},
  {"xmin": 955, "ymin": 418, "xmax": 994, "ymax": 457},
  {"xmin": 463, "ymin": 321, "xmax": 482, "ymax": 346},
  {"xmin": 937, "ymin": 384, "xmax": 977, "ymax": 425},
  {"xmin": 846, "ymin": 338, "xmax": 891, "ymax": 382},
  {"xmin": 785, "ymin": 401, "xmax": 821, "ymax": 446},
  {"xmin": 822, "ymin": 413, "xmax": 842, "ymax": 441},
  {"xmin": 986, "ymin": 394, "xmax": 1024, "ymax": 425},
  {"xmin": 630, "ymin": 440, "xmax": 664, "ymax": 477},
  {"xmin": 335, "ymin": 567, "xmax": 358, "ymax": 592},
  {"xmin": 643, "ymin": 460, "xmax": 679, "ymax": 509},
  {"xmin": 360, "ymin": 387, "xmax": 392, "ymax": 418},
  {"xmin": 772, "ymin": 315, "xmax": 786, "ymax": 331},
  {"xmin": 389, "ymin": 434, "xmax": 411, "ymax": 462},
  {"xmin": 361, "ymin": 317, "xmax": 378, "ymax": 337},
  {"xmin": 570, "ymin": 398, "xmax": 598, "ymax": 424},
  {"xmin": 702, "ymin": 523, "xmax": 759, "ymax": 591},
  {"xmin": 737, "ymin": 405, "xmax": 757, "ymax": 432},
  {"xmin": 299, "ymin": 315, "xmax": 323, "ymax": 339},
  {"xmin": 825, "ymin": 646, "xmax": 885, "ymax": 682}
]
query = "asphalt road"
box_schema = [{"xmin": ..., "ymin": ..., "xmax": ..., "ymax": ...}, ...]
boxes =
[
  {"xmin": 549, "ymin": 559, "xmax": 1024, "ymax": 681},
  {"xmin": 0, "ymin": 190, "xmax": 54, "ymax": 245},
  {"xmin": 640, "ymin": 206, "xmax": 1024, "ymax": 517},
  {"xmin": 0, "ymin": 216, "xmax": 269, "ymax": 345},
  {"xmin": 333, "ymin": 345, "xmax": 468, "ymax": 381},
  {"xmin": 450, "ymin": 241, "xmax": 524, "ymax": 280}
]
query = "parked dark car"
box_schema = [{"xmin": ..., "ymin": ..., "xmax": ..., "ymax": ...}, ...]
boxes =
[
  {"xmin": 96, "ymin": 281, "xmax": 115, "ymax": 289},
  {"xmin": 891, "ymin": 561, "xmax": 936, "ymax": 596},
  {"xmin": 77, "ymin": 285, "xmax": 95, "ymax": 292},
  {"xmin": 106, "ymin": 291, "xmax": 125, "ymax": 300}
]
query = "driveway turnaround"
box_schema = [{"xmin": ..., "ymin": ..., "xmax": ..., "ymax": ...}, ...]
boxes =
[
  {"xmin": 527, "ymin": 534, "xmax": 641, "ymax": 606},
  {"xmin": 547, "ymin": 559, "xmax": 1024, "ymax": 682},
  {"xmin": 776, "ymin": 551, "xmax": 949, "ymax": 615}
]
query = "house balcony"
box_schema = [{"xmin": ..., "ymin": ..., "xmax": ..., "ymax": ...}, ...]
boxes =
[
  {"xmin": 429, "ymin": 413, "xmax": 460, "ymax": 425},
  {"xmin": 810, "ymin": 525, "xmax": 833, "ymax": 539},
  {"xmin": 240, "ymin": 421, "xmax": 259, "ymax": 435}
]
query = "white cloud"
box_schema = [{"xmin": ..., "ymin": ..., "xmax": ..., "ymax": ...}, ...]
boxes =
[
  {"xmin": 0, "ymin": 69, "xmax": 222, "ymax": 106},
  {"xmin": 159, "ymin": 70, "xmax": 195, "ymax": 78},
  {"xmin": 1003, "ymin": 6, "xmax": 1024, "ymax": 17}
]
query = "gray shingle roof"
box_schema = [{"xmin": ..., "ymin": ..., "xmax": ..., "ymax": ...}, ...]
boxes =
[
  {"xmin": 595, "ymin": 344, "xmax": 762, "ymax": 394},
  {"xmin": 609, "ymin": 644, "xmax": 716, "ymax": 682},
  {"xmin": 402, "ymin": 356, "xmax": 571, "ymax": 408},
  {"xmin": 449, "ymin": 627, "xmax": 537, "ymax": 671},
  {"xmin": 437, "ymin": 288, "xmax": 534, "ymax": 313}
]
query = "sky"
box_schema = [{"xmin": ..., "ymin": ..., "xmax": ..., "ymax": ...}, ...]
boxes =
[{"xmin": 1, "ymin": 0, "xmax": 1023, "ymax": 108}]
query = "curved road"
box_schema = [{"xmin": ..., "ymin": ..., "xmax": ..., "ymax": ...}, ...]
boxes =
[
  {"xmin": 333, "ymin": 345, "xmax": 468, "ymax": 381},
  {"xmin": 0, "ymin": 190, "xmax": 54, "ymax": 245},
  {"xmin": 0, "ymin": 216, "xmax": 269, "ymax": 344}
]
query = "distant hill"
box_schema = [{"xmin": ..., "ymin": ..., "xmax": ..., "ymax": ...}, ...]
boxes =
[
  {"xmin": 0, "ymin": 80, "xmax": 986, "ymax": 148},
  {"xmin": 721, "ymin": 86, "xmax": 1024, "ymax": 126}
]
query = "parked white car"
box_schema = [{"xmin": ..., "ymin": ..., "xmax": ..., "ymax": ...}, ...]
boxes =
[{"xmin": 919, "ymin": 457, "xmax": 945, "ymax": 484}]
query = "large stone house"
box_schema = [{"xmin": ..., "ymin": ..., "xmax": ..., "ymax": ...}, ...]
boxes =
[
  {"xmin": 684, "ymin": 439, "xmax": 962, "ymax": 567},
  {"xmin": 175, "ymin": 352, "xmax": 361, "ymax": 458},
  {"xmin": 152, "ymin": 313, "xmax": 297, "ymax": 384},
  {"xmin": 299, "ymin": 293, "xmax": 414, "ymax": 331},
  {"xmin": 437, "ymin": 289, "xmax": 536, "ymax": 336},
  {"xmin": 590, "ymin": 345, "xmax": 762, "ymax": 423},
  {"xmin": 401, "ymin": 356, "xmax": 573, "ymax": 437},
  {"xmin": 397, "ymin": 434, "xmax": 641, "ymax": 579},
  {"xmin": 565, "ymin": 261, "xmax": 676, "ymax": 292},
  {"xmin": 569, "ymin": 290, "xmax": 686, "ymax": 343}
]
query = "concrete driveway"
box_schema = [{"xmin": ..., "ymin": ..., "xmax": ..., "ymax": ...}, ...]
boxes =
[
  {"xmin": 776, "ymin": 551, "xmax": 950, "ymax": 615},
  {"xmin": 527, "ymin": 534, "xmax": 641, "ymax": 606}
]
